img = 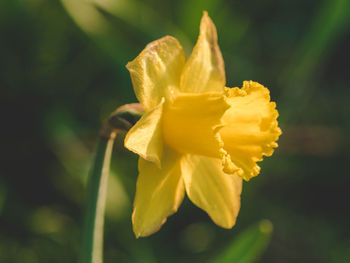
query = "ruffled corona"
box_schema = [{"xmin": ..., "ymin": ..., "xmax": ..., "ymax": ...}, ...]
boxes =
[
  {"xmin": 220, "ymin": 81, "xmax": 282, "ymax": 181},
  {"xmin": 125, "ymin": 12, "xmax": 281, "ymax": 237}
]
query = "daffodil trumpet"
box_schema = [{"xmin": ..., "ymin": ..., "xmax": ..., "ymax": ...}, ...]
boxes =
[{"xmin": 125, "ymin": 12, "xmax": 281, "ymax": 238}]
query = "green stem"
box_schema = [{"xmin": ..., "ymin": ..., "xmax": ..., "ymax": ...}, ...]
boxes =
[
  {"xmin": 79, "ymin": 104, "xmax": 143, "ymax": 263},
  {"xmin": 80, "ymin": 137, "xmax": 115, "ymax": 263}
]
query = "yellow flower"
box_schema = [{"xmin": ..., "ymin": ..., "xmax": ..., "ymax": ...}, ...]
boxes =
[{"xmin": 125, "ymin": 12, "xmax": 281, "ymax": 237}]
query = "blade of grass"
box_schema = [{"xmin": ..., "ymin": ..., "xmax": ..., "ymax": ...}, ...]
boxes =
[
  {"xmin": 60, "ymin": 0, "xmax": 132, "ymax": 67},
  {"xmin": 92, "ymin": 0, "xmax": 192, "ymax": 51},
  {"xmin": 279, "ymin": 0, "xmax": 350, "ymax": 123},
  {"xmin": 282, "ymin": 0, "xmax": 350, "ymax": 81},
  {"xmin": 210, "ymin": 220, "xmax": 273, "ymax": 263}
]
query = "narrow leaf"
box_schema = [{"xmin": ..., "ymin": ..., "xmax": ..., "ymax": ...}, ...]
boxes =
[{"xmin": 210, "ymin": 220, "xmax": 273, "ymax": 263}]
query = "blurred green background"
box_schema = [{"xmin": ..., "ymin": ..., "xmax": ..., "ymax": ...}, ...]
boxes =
[{"xmin": 1, "ymin": 0, "xmax": 350, "ymax": 262}]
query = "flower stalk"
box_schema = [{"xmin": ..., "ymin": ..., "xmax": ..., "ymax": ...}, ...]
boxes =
[
  {"xmin": 80, "ymin": 136, "xmax": 114, "ymax": 263},
  {"xmin": 80, "ymin": 104, "xmax": 143, "ymax": 263}
]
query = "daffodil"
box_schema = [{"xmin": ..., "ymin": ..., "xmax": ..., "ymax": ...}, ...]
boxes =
[{"xmin": 125, "ymin": 12, "xmax": 281, "ymax": 238}]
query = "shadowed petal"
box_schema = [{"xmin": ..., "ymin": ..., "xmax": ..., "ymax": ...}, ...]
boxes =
[
  {"xmin": 181, "ymin": 154, "xmax": 242, "ymax": 228},
  {"xmin": 132, "ymin": 149, "xmax": 185, "ymax": 237}
]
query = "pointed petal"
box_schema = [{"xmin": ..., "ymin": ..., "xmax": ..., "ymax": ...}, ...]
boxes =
[
  {"xmin": 220, "ymin": 81, "xmax": 282, "ymax": 181},
  {"xmin": 181, "ymin": 154, "xmax": 242, "ymax": 228},
  {"xmin": 126, "ymin": 36, "xmax": 186, "ymax": 111},
  {"xmin": 124, "ymin": 100, "xmax": 164, "ymax": 167},
  {"xmin": 132, "ymin": 149, "xmax": 185, "ymax": 237},
  {"xmin": 180, "ymin": 12, "xmax": 225, "ymax": 93}
]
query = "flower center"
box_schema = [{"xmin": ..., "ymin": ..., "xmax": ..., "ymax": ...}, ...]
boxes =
[{"xmin": 162, "ymin": 92, "xmax": 228, "ymax": 158}]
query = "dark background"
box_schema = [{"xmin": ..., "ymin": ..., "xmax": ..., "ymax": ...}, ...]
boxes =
[{"xmin": 1, "ymin": 0, "xmax": 349, "ymax": 262}]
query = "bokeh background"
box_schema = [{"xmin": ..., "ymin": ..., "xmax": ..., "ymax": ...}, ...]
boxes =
[{"xmin": 1, "ymin": 0, "xmax": 350, "ymax": 262}]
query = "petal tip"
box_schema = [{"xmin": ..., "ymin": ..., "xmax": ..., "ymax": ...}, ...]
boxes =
[
  {"xmin": 180, "ymin": 11, "xmax": 225, "ymax": 93},
  {"xmin": 124, "ymin": 137, "xmax": 162, "ymax": 168},
  {"xmin": 201, "ymin": 11, "xmax": 212, "ymax": 27},
  {"xmin": 219, "ymin": 219, "xmax": 237, "ymax": 229},
  {"xmin": 199, "ymin": 10, "xmax": 218, "ymax": 43},
  {"xmin": 132, "ymin": 209, "xmax": 167, "ymax": 238}
]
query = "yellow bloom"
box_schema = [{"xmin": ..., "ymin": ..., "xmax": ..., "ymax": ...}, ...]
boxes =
[{"xmin": 125, "ymin": 12, "xmax": 281, "ymax": 237}]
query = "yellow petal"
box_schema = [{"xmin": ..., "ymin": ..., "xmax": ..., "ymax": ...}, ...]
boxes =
[
  {"xmin": 180, "ymin": 12, "xmax": 225, "ymax": 93},
  {"xmin": 220, "ymin": 81, "xmax": 282, "ymax": 181},
  {"xmin": 132, "ymin": 149, "xmax": 185, "ymax": 237},
  {"xmin": 126, "ymin": 36, "xmax": 186, "ymax": 111},
  {"xmin": 124, "ymin": 100, "xmax": 164, "ymax": 167},
  {"xmin": 162, "ymin": 92, "xmax": 229, "ymax": 158},
  {"xmin": 181, "ymin": 154, "xmax": 242, "ymax": 228}
]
